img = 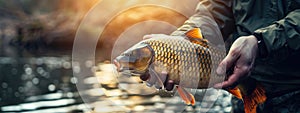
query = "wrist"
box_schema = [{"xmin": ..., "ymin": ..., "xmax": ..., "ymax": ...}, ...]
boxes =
[
  {"xmin": 252, "ymin": 33, "xmax": 268, "ymax": 58},
  {"xmin": 248, "ymin": 35, "xmax": 258, "ymax": 43}
]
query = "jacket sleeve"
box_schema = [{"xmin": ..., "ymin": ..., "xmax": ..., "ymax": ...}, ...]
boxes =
[
  {"xmin": 254, "ymin": 9, "xmax": 300, "ymax": 60},
  {"xmin": 170, "ymin": 0, "xmax": 235, "ymax": 41}
]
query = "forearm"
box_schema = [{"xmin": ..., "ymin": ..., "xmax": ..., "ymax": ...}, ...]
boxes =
[
  {"xmin": 171, "ymin": 0, "xmax": 235, "ymax": 41},
  {"xmin": 253, "ymin": 9, "xmax": 300, "ymax": 60}
]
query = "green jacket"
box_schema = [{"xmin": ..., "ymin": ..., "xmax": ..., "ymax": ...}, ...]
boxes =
[{"xmin": 171, "ymin": 0, "xmax": 300, "ymax": 96}]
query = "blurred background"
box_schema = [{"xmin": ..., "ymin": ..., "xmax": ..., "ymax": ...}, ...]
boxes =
[{"xmin": 0, "ymin": 0, "xmax": 232, "ymax": 113}]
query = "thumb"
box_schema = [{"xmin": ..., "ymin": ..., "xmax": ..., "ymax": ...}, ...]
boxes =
[
  {"xmin": 216, "ymin": 50, "xmax": 240, "ymax": 75},
  {"xmin": 143, "ymin": 34, "xmax": 168, "ymax": 40}
]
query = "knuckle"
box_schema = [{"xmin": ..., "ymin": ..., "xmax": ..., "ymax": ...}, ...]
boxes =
[
  {"xmin": 239, "ymin": 65, "xmax": 249, "ymax": 72},
  {"xmin": 238, "ymin": 65, "xmax": 251, "ymax": 76},
  {"xmin": 218, "ymin": 61, "xmax": 226, "ymax": 67},
  {"xmin": 230, "ymin": 49, "xmax": 240, "ymax": 58}
]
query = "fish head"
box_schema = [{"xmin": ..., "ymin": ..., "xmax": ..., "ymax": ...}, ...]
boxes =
[{"xmin": 114, "ymin": 42, "xmax": 154, "ymax": 76}]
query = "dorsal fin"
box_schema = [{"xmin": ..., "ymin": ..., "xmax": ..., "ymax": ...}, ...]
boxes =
[
  {"xmin": 185, "ymin": 28, "xmax": 209, "ymax": 47},
  {"xmin": 185, "ymin": 28, "xmax": 203, "ymax": 39}
]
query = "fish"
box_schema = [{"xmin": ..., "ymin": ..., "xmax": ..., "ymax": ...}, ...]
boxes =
[{"xmin": 114, "ymin": 28, "xmax": 266, "ymax": 113}]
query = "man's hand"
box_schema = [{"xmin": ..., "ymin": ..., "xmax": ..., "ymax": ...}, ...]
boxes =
[{"xmin": 214, "ymin": 35, "xmax": 258, "ymax": 89}]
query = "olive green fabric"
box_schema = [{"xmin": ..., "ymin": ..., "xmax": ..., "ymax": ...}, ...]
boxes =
[
  {"xmin": 171, "ymin": 0, "xmax": 300, "ymax": 94},
  {"xmin": 171, "ymin": 0, "xmax": 300, "ymax": 112},
  {"xmin": 232, "ymin": 90, "xmax": 300, "ymax": 113}
]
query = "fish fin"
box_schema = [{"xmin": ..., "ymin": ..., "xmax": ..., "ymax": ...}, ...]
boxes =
[
  {"xmin": 185, "ymin": 28, "xmax": 208, "ymax": 47},
  {"xmin": 176, "ymin": 86, "xmax": 195, "ymax": 105},
  {"xmin": 242, "ymin": 83, "xmax": 267, "ymax": 113},
  {"xmin": 227, "ymin": 87, "xmax": 243, "ymax": 99},
  {"xmin": 185, "ymin": 28, "xmax": 203, "ymax": 39},
  {"xmin": 149, "ymin": 68, "xmax": 165, "ymax": 89}
]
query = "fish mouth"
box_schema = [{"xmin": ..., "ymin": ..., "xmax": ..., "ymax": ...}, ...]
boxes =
[
  {"xmin": 114, "ymin": 59, "xmax": 167, "ymax": 90},
  {"xmin": 113, "ymin": 59, "xmax": 145, "ymax": 76}
]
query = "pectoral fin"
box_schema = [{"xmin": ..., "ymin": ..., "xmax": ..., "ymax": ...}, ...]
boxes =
[
  {"xmin": 185, "ymin": 28, "xmax": 208, "ymax": 47},
  {"xmin": 148, "ymin": 68, "xmax": 165, "ymax": 89},
  {"xmin": 176, "ymin": 85, "xmax": 195, "ymax": 105}
]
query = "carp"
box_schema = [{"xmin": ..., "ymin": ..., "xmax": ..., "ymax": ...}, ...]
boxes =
[{"xmin": 114, "ymin": 28, "xmax": 266, "ymax": 113}]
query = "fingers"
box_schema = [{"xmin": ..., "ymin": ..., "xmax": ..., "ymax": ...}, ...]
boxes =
[
  {"xmin": 214, "ymin": 58, "xmax": 252, "ymax": 89},
  {"xmin": 215, "ymin": 46, "xmax": 252, "ymax": 89},
  {"xmin": 215, "ymin": 50, "xmax": 240, "ymax": 89},
  {"xmin": 143, "ymin": 35, "xmax": 152, "ymax": 40},
  {"xmin": 140, "ymin": 72, "xmax": 150, "ymax": 81},
  {"xmin": 142, "ymin": 70, "xmax": 175, "ymax": 91},
  {"xmin": 214, "ymin": 73, "xmax": 238, "ymax": 89},
  {"xmin": 165, "ymin": 80, "xmax": 175, "ymax": 91},
  {"xmin": 216, "ymin": 49, "xmax": 240, "ymax": 76}
]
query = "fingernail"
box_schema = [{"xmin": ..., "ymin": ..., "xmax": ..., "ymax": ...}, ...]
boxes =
[
  {"xmin": 216, "ymin": 64, "xmax": 226, "ymax": 75},
  {"xmin": 216, "ymin": 66, "xmax": 224, "ymax": 75}
]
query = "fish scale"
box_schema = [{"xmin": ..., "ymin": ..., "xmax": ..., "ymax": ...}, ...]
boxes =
[{"xmin": 141, "ymin": 36, "xmax": 224, "ymax": 89}]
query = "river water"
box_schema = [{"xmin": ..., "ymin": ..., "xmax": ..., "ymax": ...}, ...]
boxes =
[
  {"xmin": 0, "ymin": 21, "xmax": 233, "ymax": 113},
  {"xmin": 0, "ymin": 56, "xmax": 233, "ymax": 113}
]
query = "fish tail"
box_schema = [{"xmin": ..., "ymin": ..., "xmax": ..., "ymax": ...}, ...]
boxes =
[
  {"xmin": 242, "ymin": 83, "xmax": 266, "ymax": 113},
  {"xmin": 227, "ymin": 82, "xmax": 267, "ymax": 113}
]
